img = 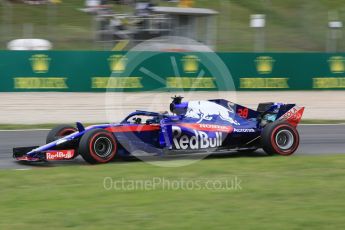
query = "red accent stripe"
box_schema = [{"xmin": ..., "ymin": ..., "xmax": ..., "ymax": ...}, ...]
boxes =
[
  {"xmin": 280, "ymin": 107, "xmax": 305, "ymax": 127},
  {"xmin": 105, "ymin": 125, "xmax": 160, "ymax": 133},
  {"xmin": 286, "ymin": 107, "xmax": 304, "ymax": 127},
  {"xmin": 16, "ymin": 156, "xmax": 41, "ymax": 162},
  {"xmin": 179, "ymin": 123, "xmax": 233, "ymax": 133}
]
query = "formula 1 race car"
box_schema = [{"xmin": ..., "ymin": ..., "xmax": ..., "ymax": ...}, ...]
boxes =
[{"xmin": 13, "ymin": 96, "xmax": 305, "ymax": 164}]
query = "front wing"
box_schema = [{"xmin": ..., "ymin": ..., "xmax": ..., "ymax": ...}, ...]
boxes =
[{"xmin": 13, "ymin": 146, "xmax": 76, "ymax": 162}]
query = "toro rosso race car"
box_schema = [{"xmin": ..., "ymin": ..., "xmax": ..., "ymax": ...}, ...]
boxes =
[{"xmin": 13, "ymin": 96, "xmax": 304, "ymax": 164}]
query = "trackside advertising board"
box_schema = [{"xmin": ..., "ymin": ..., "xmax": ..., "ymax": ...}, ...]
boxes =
[{"xmin": 0, "ymin": 51, "xmax": 344, "ymax": 92}]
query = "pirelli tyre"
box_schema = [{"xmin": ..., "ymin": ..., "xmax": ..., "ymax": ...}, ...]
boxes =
[
  {"xmin": 261, "ymin": 122, "xmax": 300, "ymax": 156},
  {"xmin": 46, "ymin": 124, "xmax": 77, "ymax": 144},
  {"xmin": 79, "ymin": 129, "xmax": 117, "ymax": 164}
]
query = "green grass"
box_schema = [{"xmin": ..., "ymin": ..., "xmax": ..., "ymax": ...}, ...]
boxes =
[
  {"xmin": 0, "ymin": 155, "xmax": 345, "ymax": 229},
  {"xmin": 1, "ymin": 0, "xmax": 344, "ymax": 51},
  {"xmin": 0, "ymin": 0, "xmax": 94, "ymax": 50}
]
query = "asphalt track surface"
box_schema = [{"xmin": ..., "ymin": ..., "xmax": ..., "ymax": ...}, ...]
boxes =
[{"xmin": 0, "ymin": 124, "xmax": 344, "ymax": 169}]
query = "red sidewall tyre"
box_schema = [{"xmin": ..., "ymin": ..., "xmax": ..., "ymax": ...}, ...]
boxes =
[
  {"xmin": 261, "ymin": 122, "xmax": 300, "ymax": 156},
  {"xmin": 58, "ymin": 128, "xmax": 76, "ymax": 136},
  {"xmin": 79, "ymin": 129, "xmax": 117, "ymax": 164},
  {"xmin": 46, "ymin": 124, "xmax": 77, "ymax": 144}
]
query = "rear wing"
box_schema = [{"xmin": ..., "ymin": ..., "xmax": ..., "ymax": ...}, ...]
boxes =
[
  {"xmin": 257, "ymin": 102, "xmax": 305, "ymax": 126},
  {"xmin": 277, "ymin": 106, "xmax": 305, "ymax": 126}
]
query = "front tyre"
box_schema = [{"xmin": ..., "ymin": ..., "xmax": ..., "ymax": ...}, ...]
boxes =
[
  {"xmin": 261, "ymin": 122, "xmax": 299, "ymax": 156},
  {"xmin": 79, "ymin": 129, "xmax": 117, "ymax": 164},
  {"xmin": 46, "ymin": 124, "xmax": 77, "ymax": 144}
]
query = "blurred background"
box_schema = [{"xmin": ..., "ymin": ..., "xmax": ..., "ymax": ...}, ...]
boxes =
[
  {"xmin": 1, "ymin": 2, "xmax": 345, "ymax": 229},
  {"xmin": 1, "ymin": 0, "xmax": 345, "ymax": 124},
  {"xmin": 1, "ymin": 0, "xmax": 344, "ymax": 52}
]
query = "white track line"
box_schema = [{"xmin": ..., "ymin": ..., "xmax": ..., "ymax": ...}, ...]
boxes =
[
  {"xmin": 299, "ymin": 124, "xmax": 345, "ymax": 126},
  {"xmin": 0, "ymin": 129, "xmax": 50, "ymax": 132},
  {"xmin": 14, "ymin": 168, "xmax": 31, "ymax": 171}
]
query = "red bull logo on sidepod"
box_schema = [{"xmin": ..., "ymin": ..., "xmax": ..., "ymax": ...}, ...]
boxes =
[{"xmin": 172, "ymin": 126, "xmax": 223, "ymax": 150}]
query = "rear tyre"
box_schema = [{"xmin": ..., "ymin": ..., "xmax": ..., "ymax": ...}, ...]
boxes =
[
  {"xmin": 79, "ymin": 129, "xmax": 117, "ymax": 164},
  {"xmin": 261, "ymin": 122, "xmax": 299, "ymax": 156},
  {"xmin": 46, "ymin": 124, "xmax": 77, "ymax": 144}
]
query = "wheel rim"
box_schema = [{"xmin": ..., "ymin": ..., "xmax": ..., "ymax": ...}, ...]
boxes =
[
  {"xmin": 275, "ymin": 129, "xmax": 294, "ymax": 150},
  {"xmin": 93, "ymin": 137, "xmax": 113, "ymax": 158}
]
